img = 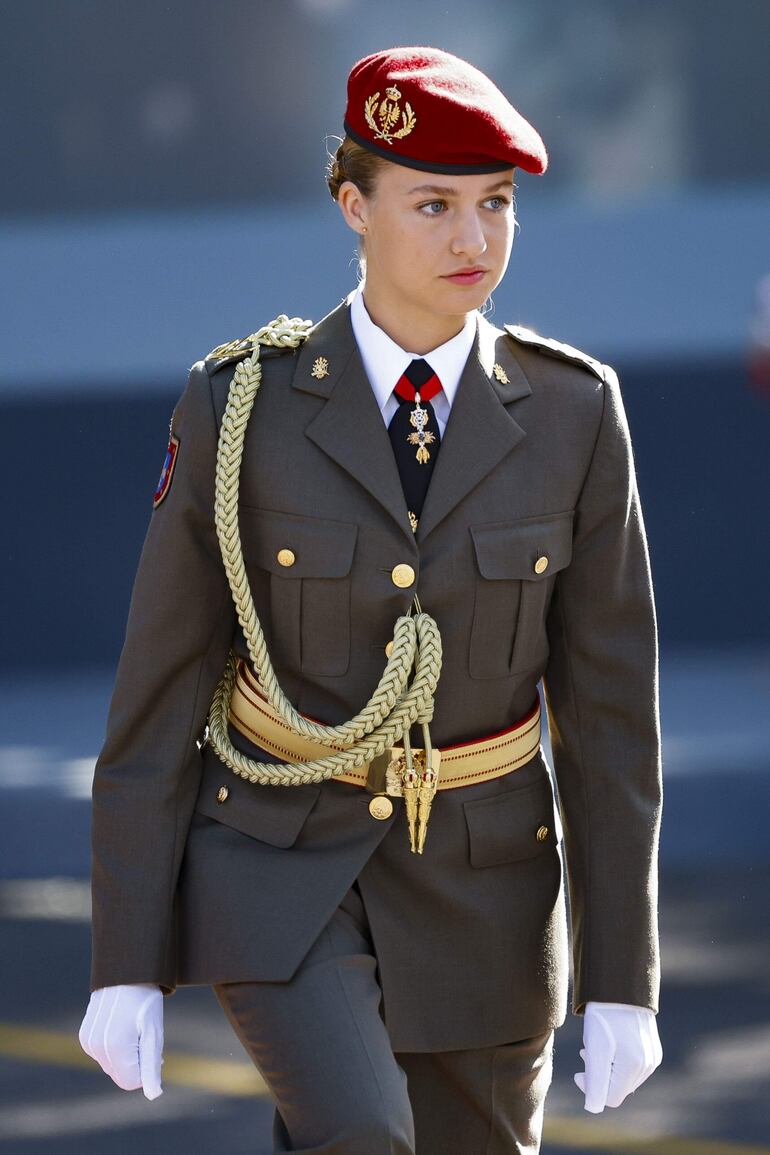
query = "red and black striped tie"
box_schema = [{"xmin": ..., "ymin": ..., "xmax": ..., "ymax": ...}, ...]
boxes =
[{"xmin": 387, "ymin": 358, "xmax": 443, "ymax": 528}]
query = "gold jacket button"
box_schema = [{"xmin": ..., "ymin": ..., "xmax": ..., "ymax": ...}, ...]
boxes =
[
  {"xmin": 277, "ymin": 548, "xmax": 296, "ymax": 567},
  {"xmin": 534, "ymin": 556, "xmax": 549, "ymax": 575},
  {"xmin": 369, "ymin": 795, "xmax": 394, "ymax": 820},
  {"xmin": 536, "ymin": 824, "xmax": 549, "ymax": 841},
  {"xmin": 384, "ymin": 640, "xmax": 394, "ymax": 658},
  {"xmin": 391, "ymin": 563, "xmax": 415, "ymax": 588},
  {"xmin": 217, "ymin": 786, "xmax": 230, "ymax": 803}
]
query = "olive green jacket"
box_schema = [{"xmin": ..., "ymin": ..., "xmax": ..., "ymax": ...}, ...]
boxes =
[{"xmin": 88, "ymin": 298, "xmax": 662, "ymax": 1052}]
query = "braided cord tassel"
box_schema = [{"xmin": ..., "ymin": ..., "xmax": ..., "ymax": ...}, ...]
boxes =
[{"xmin": 206, "ymin": 315, "xmax": 443, "ymax": 786}]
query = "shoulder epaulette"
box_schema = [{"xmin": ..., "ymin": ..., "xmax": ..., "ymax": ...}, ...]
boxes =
[
  {"xmin": 204, "ymin": 333, "xmax": 297, "ymax": 370},
  {"xmin": 205, "ymin": 335, "xmax": 258, "ymax": 366},
  {"xmin": 504, "ymin": 324, "xmax": 605, "ymax": 382}
]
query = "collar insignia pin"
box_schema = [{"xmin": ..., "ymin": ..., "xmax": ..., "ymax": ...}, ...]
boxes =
[
  {"xmin": 493, "ymin": 363, "xmax": 510, "ymax": 384},
  {"xmin": 311, "ymin": 356, "xmax": 329, "ymax": 379}
]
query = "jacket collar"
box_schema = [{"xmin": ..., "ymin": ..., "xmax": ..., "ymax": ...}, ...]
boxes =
[{"xmin": 347, "ymin": 283, "xmax": 476, "ymax": 414}]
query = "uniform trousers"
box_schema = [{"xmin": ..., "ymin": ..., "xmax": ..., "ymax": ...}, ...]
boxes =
[{"xmin": 213, "ymin": 879, "xmax": 554, "ymax": 1154}]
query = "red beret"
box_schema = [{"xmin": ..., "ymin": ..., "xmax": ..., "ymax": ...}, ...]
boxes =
[{"xmin": 343, "ymin": 46, "xmax": 547, "ymax": 176}]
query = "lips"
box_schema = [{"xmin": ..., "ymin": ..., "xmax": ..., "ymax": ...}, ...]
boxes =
[{"xmin": 443, "ymin": 267, "xmax": 489, "ymax": 285}]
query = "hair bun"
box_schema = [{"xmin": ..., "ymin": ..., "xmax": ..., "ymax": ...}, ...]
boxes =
[{"xmin": 325, "ymin": 135, "xmax": 386, "ymax": 202}]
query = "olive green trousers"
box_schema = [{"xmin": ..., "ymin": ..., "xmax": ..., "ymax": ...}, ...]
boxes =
[{"xmin": 214, "ymin": 881, "xmax": 554, "ymax": 1154}]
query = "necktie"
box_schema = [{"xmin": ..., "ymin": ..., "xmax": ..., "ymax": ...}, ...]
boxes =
[{"xmin": 387, "ymin": 358, "xmax": 443, "ymax": 532}]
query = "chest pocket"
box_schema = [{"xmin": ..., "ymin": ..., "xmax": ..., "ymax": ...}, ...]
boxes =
[
  {"xmin": 239, "ymin": 507, "xmax": 358, "ymax": 677},
  {"xmin": 468, "ymin": 510, "xmax": 574, "ymax": 678}
]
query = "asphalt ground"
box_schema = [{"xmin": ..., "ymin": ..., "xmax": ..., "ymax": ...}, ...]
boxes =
[{"xmin": 0, "ymin": 649, "xmax": 768, "ymax": 1153}]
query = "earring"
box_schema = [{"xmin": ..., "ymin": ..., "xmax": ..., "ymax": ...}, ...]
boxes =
[{"xmin": 361, "ymin": 226, "xmax": 368, "ymax": 234}]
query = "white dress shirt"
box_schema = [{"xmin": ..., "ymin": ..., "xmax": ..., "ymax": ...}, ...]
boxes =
[{"xmin": 347, "ymin": 283, "xmax": 477, "ymax": 439}]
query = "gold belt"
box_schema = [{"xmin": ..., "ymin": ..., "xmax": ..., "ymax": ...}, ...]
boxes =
[{"xmin": 227, "ymin": 659, "xmax": 542, "ymax": 853}]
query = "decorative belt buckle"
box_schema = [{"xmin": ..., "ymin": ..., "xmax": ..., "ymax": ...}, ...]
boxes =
[
  {"xmin": 386, "ymin": 747, "xmax": 409, "ymax": 797},
  {"xmin": 364, "ymin": 748, "xmax": 404, "ymax": 797},
  {"xmin": 365, "ymin": 746, "xmax": 441, "ymax": 854}
]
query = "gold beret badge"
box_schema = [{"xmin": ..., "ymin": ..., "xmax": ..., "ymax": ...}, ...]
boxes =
[{"xmin": 364, "ymin": 86, "xmax": 417, "ymax": 145}]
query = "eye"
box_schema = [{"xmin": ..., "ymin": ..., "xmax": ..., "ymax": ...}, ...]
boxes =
[
  {"xmin": 418, "ymin": 200, "xmax": 446, "ymax": 216},
  {"xmin": 484, "ymin": 196, "xmax": 511, "ymax": 212}
]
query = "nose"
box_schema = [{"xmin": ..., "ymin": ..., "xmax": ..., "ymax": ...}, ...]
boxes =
[{"xmin": 450, "ymin": 208, "xmax": 488, "ymax": 259}]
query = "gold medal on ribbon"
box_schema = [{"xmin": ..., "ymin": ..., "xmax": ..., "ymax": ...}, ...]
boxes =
[{"xmin": 406, "ymin": 391, "xmax": 437, "ymax": 464}]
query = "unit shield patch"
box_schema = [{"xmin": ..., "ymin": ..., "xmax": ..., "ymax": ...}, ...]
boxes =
[{"xmin": 153, "ymin": 433, "xmax": 180, "ymax": 509}]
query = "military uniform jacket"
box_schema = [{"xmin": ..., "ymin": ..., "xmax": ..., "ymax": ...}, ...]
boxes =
[{"xmin": 89, "ymin": 298, "xmax": 662, "ymax": 1053}]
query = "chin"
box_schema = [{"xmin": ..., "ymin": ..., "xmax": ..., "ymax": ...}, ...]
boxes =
[{"xmin": 435, "ymin": 284, "xmax": 489, "ymax": 313}]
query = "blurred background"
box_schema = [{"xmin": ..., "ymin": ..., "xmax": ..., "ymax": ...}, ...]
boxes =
[{"xmin": 1, "ymin": 0, "xmax": 769, "ymax": 1151}]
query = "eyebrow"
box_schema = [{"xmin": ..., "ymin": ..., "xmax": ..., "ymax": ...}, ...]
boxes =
[{"xmin": 406, "ymin": 178, "xmax": 515, "ymax": 196}]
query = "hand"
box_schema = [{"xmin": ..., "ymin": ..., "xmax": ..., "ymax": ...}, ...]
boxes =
[
  {"xmin": 79, "ymin": 984, "xmax": 164, "ymax": 1100},
  {"xmin": 574, "ymin": 1001, "xmax": 662, "ymax": 1113}
]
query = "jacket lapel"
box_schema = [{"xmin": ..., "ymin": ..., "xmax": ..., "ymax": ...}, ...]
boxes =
[
  {"xmin": 415, "ymin": 312, "xmax": 531, "ymax": 542},
  {"xmin": 293, "ymin": 300, "xmax": 413, "ymax": 541},
  {"xmin": 291, "ymin": 301, "xmax": 532, "ymax": 545}
]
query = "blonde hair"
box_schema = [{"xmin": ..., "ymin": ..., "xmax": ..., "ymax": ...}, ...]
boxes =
[
  {"xmin": 326, "ymin": 135, "xmax": 393, "ymax": 276},
  {"xmin": 326, "ymin": 135, "xmax": 390, "ymax": 202}
]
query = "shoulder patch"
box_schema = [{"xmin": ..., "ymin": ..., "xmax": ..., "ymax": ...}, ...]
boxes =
[
  {"xmin": 153, "ymin": 430, "xmax": 179, "ymax": 509},
  {"xmin": 504, "ymin": 324, "xmax": 605, "ymax": 381}
]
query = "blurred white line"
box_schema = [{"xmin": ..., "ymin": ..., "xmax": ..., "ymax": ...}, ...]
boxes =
[
  {"xmin": 0, "ymin": 747, "xmax": 94, "ymax": 798},
  {"xmin": 661, "ymin": 735, "xmax": 770, "ymax": 776},
  {"xmin": 0, "ymin": 1088, "xmax": 211, "ymax": 1139},
  {"xmin": 0, "ymin": 878, "xmax": 91, "ymax": 922},
  {"xmin": 692, "ymin": 1025, "xmax": 770, "ymax": 1084}
]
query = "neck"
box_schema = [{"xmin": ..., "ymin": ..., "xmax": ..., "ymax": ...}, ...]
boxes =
[{"xmin": 361, "ymin": 284, "xmax": 471, "ymax": 354}]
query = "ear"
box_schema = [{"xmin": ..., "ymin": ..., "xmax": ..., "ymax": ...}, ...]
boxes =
[{"xmin": 336, "ymin": 180, "xmax": 368, "ymax": 236}]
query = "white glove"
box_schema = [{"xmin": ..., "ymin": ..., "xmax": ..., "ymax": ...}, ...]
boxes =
[
  {"xmin": 79, "ymin": 983, "xmax": 164, "ymax": 1100},
  {"xmin": 574, "ymin": 1001, "xmax": 662, "ymax": 1113}
]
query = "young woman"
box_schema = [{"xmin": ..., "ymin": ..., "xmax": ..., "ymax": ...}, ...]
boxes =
[{"xmin": 79, "ymin": 45, "xmax": 663, "ymax": 1154}]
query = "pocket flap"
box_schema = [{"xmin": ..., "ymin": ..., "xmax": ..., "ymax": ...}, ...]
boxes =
[
  {"xmin": 463, "ymin": 773, "xmax": 559, "ymax": 868},
  {"xmin": 470, "ymin": 510, "xmax": 574, "ymax": 581},
  {"xmin": 239, "ymin": 507, "xmax": 358, "ymax": 578},
  {"xmin": 195, "ymin": 748, "xmax": 321, "ymax": 848}
]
